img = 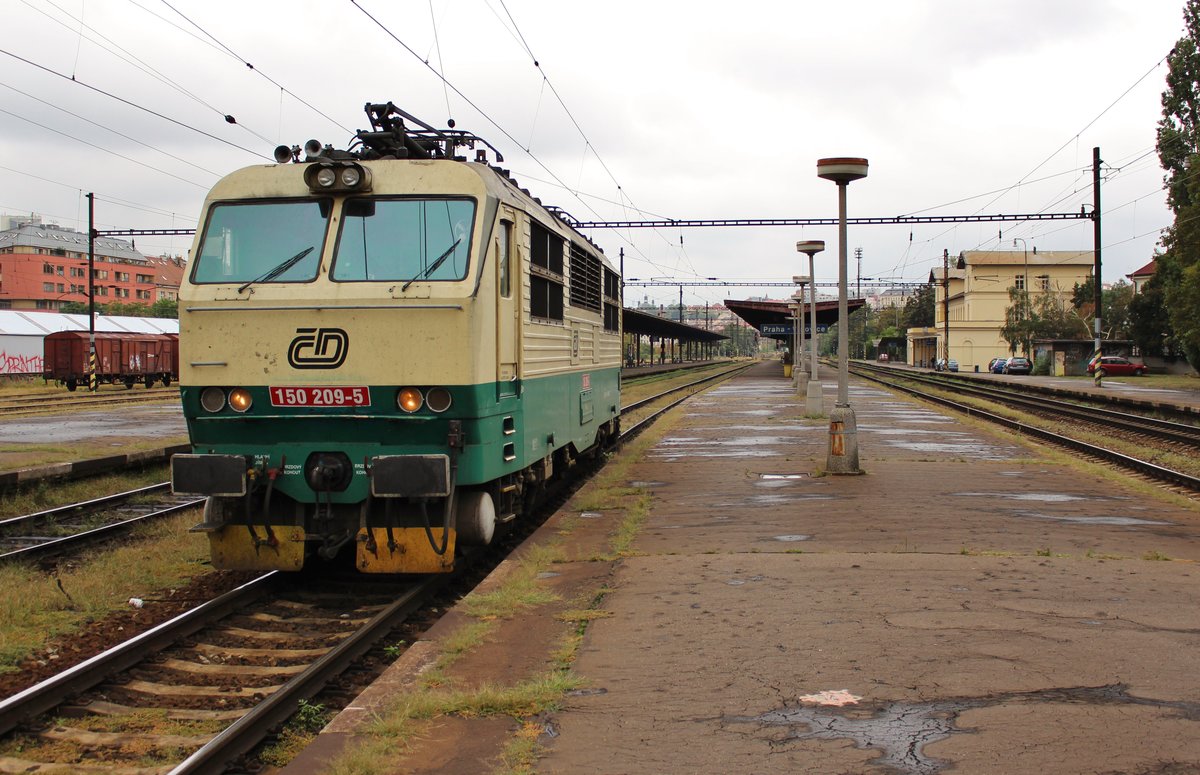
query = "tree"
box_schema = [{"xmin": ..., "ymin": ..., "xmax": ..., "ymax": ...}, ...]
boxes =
[
  {"xmin": 1071, "ymin": 277, "xmax": 1134, "ymax": 340},
  {"xmin": 1155, "ymin": 0, "xmax": 1200, "ymax": 369},
  {"xmin": 1000, "ymin": 287, "xmax": 1035, "ymax": 355},
  {"xmin": 149, "ymin": 298, "xmax": 178, "ymax": 319},
  {"xmin": 903, "ymin": 284, "xmax": 935, "ymax": 329},
  {"xmin": 1129, "ymin": 273, "xmax": 1174, "ymax": 356},
  {"xmin": 1000, "ymin": 286, "xmax": 1087, "ymax": 355}
]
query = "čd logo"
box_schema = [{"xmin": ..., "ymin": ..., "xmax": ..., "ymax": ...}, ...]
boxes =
[{"xmin": 288, "ymin": 328, "xmax": 348, "ymax": 369}]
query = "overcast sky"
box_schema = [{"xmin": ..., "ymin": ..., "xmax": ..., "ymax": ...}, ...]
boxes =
[{"xmin": 0, "ymin": 0, "xmax": 1186, "ymax": 309}]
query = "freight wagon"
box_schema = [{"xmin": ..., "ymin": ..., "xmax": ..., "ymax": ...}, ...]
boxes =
[{"xmin": 43, "ymin": 330, "xmax": 178, "ymax": 390}]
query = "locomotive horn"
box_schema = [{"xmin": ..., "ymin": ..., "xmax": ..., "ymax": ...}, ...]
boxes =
[
  {"xmin": 273, "ymin": 145, "xmax": 294, "ymax": 164},
  {"xmin": 304, "ymin": 139, "xmax": 324, "ymax": 158}
]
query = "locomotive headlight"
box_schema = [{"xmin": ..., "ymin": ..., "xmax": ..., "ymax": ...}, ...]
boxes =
[
  {"xmin": 426, "ymin": 387, "xmax": 452, "ymax": 413},
  {"xmin": 340, "ymin": 166, "xmax": 362, "ymax": 188},
  {"xmin": 314, "ymin": 166, "xmax": 337, "ymax": 188},
  {"xmin": 397, "ymin": 387, "xmax": 423, "ymax": 413},
  {"xmin": 228, "ymin": 388, "xmax": 253, "ymax": 413},
  {"xmin": 200, "ymin": 387, "xmax": 226, "ymax": 413}
]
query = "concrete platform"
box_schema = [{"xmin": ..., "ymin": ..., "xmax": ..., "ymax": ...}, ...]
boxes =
[{"xmin": 258, "ymin": 361, "xmax": 1200, "ymax": 773}]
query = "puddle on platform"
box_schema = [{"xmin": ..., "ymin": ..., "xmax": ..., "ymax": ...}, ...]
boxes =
[
  {"xmin": 578, "ymin": 512, "xmax": 604, "ymax": 519},
  {"xmin": 772, "ymin": 534, "xmax": 811, "ymax": 542},
  {"xmin": 651, "ymin": 449, "xmax": 780, "ymax": 460},
  {"xmin": 1012, "ymin": 510, "xmax": 1173, "ymax": 526},
  {"xmin": 885, "ymin": 440, "xmax": 1017, "ymax": 459},
  {"xmin": 726, "ymin": 575, "xmax": 766, "ymax": 586},
  {"xmin": 760, "ymin": 474, "xmax": 807, "ymax": 479},
  {"xmin": 956, "ymin": 492, "xmax": 1093, "ymax": 503},
  {"xmin": 628, "ymin": 481, "xmax": 668, "ymax": 489},
  {"xmin": 729, "ymin": 684, "xmax": 1200, "ymax": 774}
]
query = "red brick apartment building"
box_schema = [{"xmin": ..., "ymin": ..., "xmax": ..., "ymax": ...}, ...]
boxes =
[{"xmin": 0, "ymin": 216, "xmax": 184, "ymax": 311}]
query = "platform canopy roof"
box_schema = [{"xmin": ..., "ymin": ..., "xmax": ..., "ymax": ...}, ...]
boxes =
[
  {"xmin": 623, "ymin": 307, "xmax": 726, "ymax": 343},
  {"xmin": 724, "ymin": 297, "xmax": 865, "ymax": 342}
]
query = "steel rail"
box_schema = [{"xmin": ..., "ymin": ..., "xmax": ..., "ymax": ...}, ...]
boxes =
[
  {"xmin": 0, "ymin": 573, "xmax": 280, "ymax": 737},
  {"xmin": 853, "ymin": 368, "xmax": 1200, "ymax": 492},
  {"xmin": 170, "ymin": 574, "xmax": 450, "ymax": 775},
  {"xmin": 853, "ymin": 364, "xmax": 1200, "ymax": 446},
  {"xmin": 620, "ymin": 362, "xmax": 756, "ymax": 438},
  {"xmin": 0, "ymin": 482, "xmax": 172, "ymax": 531},
  {"xmin": 0, "ymin": 496, "xmax": 204, "ymax": 566},
  {"xmin": 621, "ymin": 362, "xmax": 755, "ymax": 415}
]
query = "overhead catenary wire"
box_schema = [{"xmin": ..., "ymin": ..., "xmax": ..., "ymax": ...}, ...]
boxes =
[
  {"xmin": 0, "ymin": 106, "xmax": 209, "ymax": 188},
  {"xmin": 153, "ymin": 0, "xmax": 352, "ymax": 137},
  {"xmin": 348, "ymin": 0, "xmax": 685, "ymax": 279},
  {"xmin": 0, "ymin": 48, "xmax": 266, "ymax": 158}
]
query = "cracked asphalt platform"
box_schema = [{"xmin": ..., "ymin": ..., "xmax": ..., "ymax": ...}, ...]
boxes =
[{"xmin": 289, "ymin": 360, "xmax": 1200, "ymax": 774}]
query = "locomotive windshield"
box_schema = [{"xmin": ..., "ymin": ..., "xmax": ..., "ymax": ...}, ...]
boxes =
[
  {"xmin": 192, "ymin": 200, "xmax": 328, "ymax": 285},
  {"xmin": 331, "ymin": 197, "xmax": 474, "ymax": 283}
]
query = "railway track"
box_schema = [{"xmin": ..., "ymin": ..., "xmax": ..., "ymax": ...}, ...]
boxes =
[
  {"xmin": 0, "ymin": 363, "xmax": 752, "ymax": 773},
  {"xmin": 0, "ymin": 572, "xmax": 448, "ymax": 774},
  {"xmin": 0, "ymin": 386, "xmax": 180, "ymax": 417},
  {"xmin": 851, "ymin": 363, "xmax": 1200, "ymax": 495},
  {"xmin": 0, "ymin": 483, "xmax": 202, "ymax": 567}
]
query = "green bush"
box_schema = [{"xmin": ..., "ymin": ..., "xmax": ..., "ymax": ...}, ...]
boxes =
[{"xmin": 1033, "ymin": 354, "xmax": 1052, "ymax": 375}]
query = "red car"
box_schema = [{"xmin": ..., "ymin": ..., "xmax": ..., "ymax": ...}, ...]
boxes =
[{"xmin": 1087, "ymin": 356, "xmax": 1146, "ymax": 377}]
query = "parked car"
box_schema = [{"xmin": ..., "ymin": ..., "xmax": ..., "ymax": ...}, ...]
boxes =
[
  {"xmin": 1004, "ymin": 357, "xmax": 1032, "ymax": 375},
  {"xmin": 946, "ymin": 359, "xmax": 959, "ymax": 372},
  {"xmin": 988, "ymin": 358, "xmax": 1008, "ymax": 374},
  {"xmin": 1087, "ymin": 356, "xmax": 1146, "ymax": 377}
]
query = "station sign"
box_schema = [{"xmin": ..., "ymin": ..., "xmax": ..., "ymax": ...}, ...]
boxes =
[{"xmin": 761, "ymin": 323, "xmax": 828, "ymax": 336}]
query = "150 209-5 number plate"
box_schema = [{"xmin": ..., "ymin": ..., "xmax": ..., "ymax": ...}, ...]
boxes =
[{"xmin": 269, "ymin": 386, "xmax": 371, "ymax": 407}]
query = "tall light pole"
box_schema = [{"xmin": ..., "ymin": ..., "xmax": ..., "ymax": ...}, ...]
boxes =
[
  {"xmin": 791, "ymin": 278, "xmax": 809, "ymax": 393},
  {"xmin": 1013, "ymin": 237, "xmax": 1029, "ymax": 356},
  {"xmin": 817, "ymin": 158, "xmax": 868, "ymax": 475},
  {"xmin": 796, "ymin": 240, "xmax": 825, "ymax": 417}
]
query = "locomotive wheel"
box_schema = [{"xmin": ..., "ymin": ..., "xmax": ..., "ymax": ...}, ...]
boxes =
[{"xmin": 455, "ymin": 490, "xmax": 496, "ymax": 546}]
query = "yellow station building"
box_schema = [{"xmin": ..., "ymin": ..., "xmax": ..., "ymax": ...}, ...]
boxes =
[{"xmin": 907, "ymin": 249, "xmax": 1094, "ymax": 373}]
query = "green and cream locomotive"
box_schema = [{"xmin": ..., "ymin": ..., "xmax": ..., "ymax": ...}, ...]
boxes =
[{"xmin": 171, "ymin": 103, "xmax": 622, "ymax": 573}]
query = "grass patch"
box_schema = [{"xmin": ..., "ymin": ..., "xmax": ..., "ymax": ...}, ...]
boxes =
[
  {"xmin": 260, "ymin": 700, "xmax": 335, "ymax": 768},
  {"xmin": 0, "ymin": 435, "xmax": 187, "ymax": 473},
  {"xmin": 0, "ymin": 466, "xmax": 171, "ymax": 523},
  {"xmin": 0, "ymin": 509, "xmax": 208, "ymax": 671},
  {"xmin": 1142, "ymin": 550, "xmax": 1171, "ymax": 561}
]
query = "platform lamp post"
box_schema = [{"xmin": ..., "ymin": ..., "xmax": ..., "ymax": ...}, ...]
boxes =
[
  {"xmin": 791, "ymin": 278, "xmax": 809, "ymax": 393},
  {"xmin": 816, "ymin": 158, "xmax": 868, "ymax": 474},
  {"xmin": 1012, "ymin": 237, "xmax": 1029, "ymax": 357},
  {"xmin": 796, "ymin": 240, "xmax": 825, "ymax": 416}
]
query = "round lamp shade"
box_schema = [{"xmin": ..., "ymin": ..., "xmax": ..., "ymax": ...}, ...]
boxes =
[{"xmin": 817, "ymin": 158, "xmax": 868, "ymax": 183}]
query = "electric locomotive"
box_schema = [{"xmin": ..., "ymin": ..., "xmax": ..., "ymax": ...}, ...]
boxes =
[{"xmin": 171, "ymin": 102, "xmax": 622, "ymax": 573}]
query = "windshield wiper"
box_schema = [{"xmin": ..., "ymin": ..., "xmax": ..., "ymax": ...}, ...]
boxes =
[
  {"xmin": 401, "ymin": 239, "xmax": 462, "ymax": 292},
  {"xmin": 238, "ymin": 246, "xmax": 315, "ymax": 293}
]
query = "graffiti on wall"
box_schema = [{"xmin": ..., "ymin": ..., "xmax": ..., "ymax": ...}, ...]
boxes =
[{"xmin": 0, "ymin": 352, "xmax": 44, "ymax": 374}]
